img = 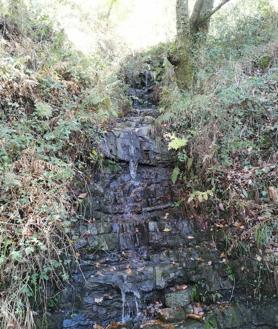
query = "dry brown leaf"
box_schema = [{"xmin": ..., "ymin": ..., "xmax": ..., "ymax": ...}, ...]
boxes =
[
  {"xmin": 187, "ymin": 313, "xmax": 203, "ymax": 321},
  {"xmin": 268, "ymin": 186, "xmax": 278, "ymax": 202},
  {"xmin": 94, "ymin": 325, "xmax": 104, "ymax": 329},
  {"xmin": 78, "ymin": 192, "xmax": 88, "ymax": 199}
]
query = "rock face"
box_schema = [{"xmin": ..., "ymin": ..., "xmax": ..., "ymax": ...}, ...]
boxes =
[
  {"xmin": 100, "ymin": 117, "xmax": 173, "ymax": 166},
  {"xmin": 49, "ymin": 71, "xmax": 278, "ymax": 329}
]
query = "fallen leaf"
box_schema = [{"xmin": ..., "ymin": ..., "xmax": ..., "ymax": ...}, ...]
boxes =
[
  {"xmin": 219, "ymin": 203, "xmax": 225, "ymax": 211},
  {"xmin": 126, "ymin": 267, "xmax": 132, "ymax": 275},
  {"xmin": 94, "ymin": 325, "xmax": 104, "ymax": 329},
  {"xmin": 269, "ymin": 186, "xmax": 278, "ymax": 202},
  {"xmin": 170, "ymin": 284, "xmax": 188, "ymax": 291},
  {"xmin": 78, "ymin": 192, "xmax": 87, "ymax": 199},
  {"xmin": 187, "ymin": 313, "xmax": 203, "ymax": 321},
  {"xmin": 256, "ymin": 255, "xmax": 262, "ymax": 262}
]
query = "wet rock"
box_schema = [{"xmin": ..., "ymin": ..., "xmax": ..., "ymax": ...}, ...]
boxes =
[
  {"xmin": 49, "ymin": 69, "xmax": 277, "ymax": 329},
  {"xmin": 154, "ymin": 264, "xmax": 184, "ymax": 289},
  {"xmin": 141, "ymin": 320, "xmax": 175, "ymax": 329},
  {"xmin": 100, "ymin": 126, "xmax": 173, "ymax": 166},
  {"xmin": 204, "ymin": 302, "xmax": 278, "ymax": 329},
  {"xmin": 174, "ymin": 320, "xmax": 204, "ymax": 329},
  {"xmin": 63, "ymin": 314, "xmax": 93, "ymax": 328},
  {"xmin": 165, "ymin": 289, "xmax": 192, "ymax": 308},
  {"xmin": 88, "ymin": 233, "xmax": 118, "ymax": 251},
  {"xmin": 75, "ymin": 238, "xmax": 88, "ymax": 249},
  {"xmin": 158, "ymin": 308, "xmax": 186, "ymax": 322},
  {"xmin": 213, "ymin": 305, "xmax": 247, "ymax": 328},
  {"xmin": 250, "ymin": 302, "xmax": 278, "ymax": 328}
]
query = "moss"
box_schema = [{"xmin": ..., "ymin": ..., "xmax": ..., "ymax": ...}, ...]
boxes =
[{"xmin": 258, "ymin": 54, "xmax": 272, "ymax": 69}]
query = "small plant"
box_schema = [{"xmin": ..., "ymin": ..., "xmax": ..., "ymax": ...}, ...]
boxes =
[
  {"xmin": 187, "ymin": 190, "xmax": 214, "ymax": 205},
  {"xmin": 35, "ymin": 102, "xmax": 53, "ymax": 119},
  {"xmin": 191, "ymin": 285, "xmax": 202, "ymax": 302},
  {"xmin": 166, "ymin": 133, "xmax": 188, "ymax": 151},
  {"xmin": 204, "ymin": 317, "xmax": 217, "ymax": 329},
  {"xmin": 171, "ymin": 166, "xmax": 180, "ymax": 184},
  {"xmin": 255, "ymin": 222, "xmax": 273, "ymax": 248}
]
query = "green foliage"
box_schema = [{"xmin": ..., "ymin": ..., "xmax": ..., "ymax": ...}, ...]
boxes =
[
  {"xmin": 204, "ymin": 317, "xmax": 217, "ymax": 329},
  {"xmin": 35, "ymin": 102, "xmax": 53, "ymax": 119},
  {"xmin": 226, "ymin": 265, "xmax": 235, "ymax": 282},
  {"xmin": 188, "ymin": 190, "xmax": 214, "ymax": 204},
  {"xmin": 255, "ymin": 222, "xmax": 274, "ymax": 248},
  {"xmin": 171, "ymin": 166, "xmax": 180, "ymax": 184},
  {"xmin": 191, "ymin": 285, "xmax": 201, "ymax": 302},
  {"xmin": 167, "ymin": 134, "xmax": 188, "ymax": 151},
  {"xmin": 159, "ymin": 0, "xmax": 278, "ymax": 284},
  {"xmin": 0, "ymin": 2, "xmax": 127, "ymax": 327}
]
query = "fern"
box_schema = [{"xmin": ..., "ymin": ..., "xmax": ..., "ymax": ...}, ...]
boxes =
[{"xmin": 168, "ymin": 134, "xmax": 188, "ymax": 150}]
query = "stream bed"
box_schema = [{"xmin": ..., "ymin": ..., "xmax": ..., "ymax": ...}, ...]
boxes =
[{"xmin": 48, "ymin": 70, "xmax": 278, "ymax": 329}]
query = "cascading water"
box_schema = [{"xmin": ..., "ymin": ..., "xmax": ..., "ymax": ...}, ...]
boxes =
[
  {"xmin": 129, "ymin": 157, "xmax": 138, "ymax": 180},
  {"xmin": 120, "ymin": 280, "xmax": 141, "ymax": 323},
  {"xmin": 51, "ymin": 66, "xmax": 278, "ymax": 329},
  {"xmin": 56, "ymin": 68, "xmax": 183, "ymax": 329},
  {"xmin": 128, "ymin": 131, "xmax": 139, "ymax": 180}
]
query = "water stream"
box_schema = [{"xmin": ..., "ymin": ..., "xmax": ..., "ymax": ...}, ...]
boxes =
[
  {"xmin": 120, "ymin": 279, "xmax": 141, "ymax": 323},
  {"xmin": 129, "ymin": 157, "xmax": 138, "ymax": 180},
  {"xmin": 51, "ymin": 68, "xmax": 278, "ymax": 329},
  {"xmin": 128, "ymin": 131, "xmax": 139, "ymax": 180}
]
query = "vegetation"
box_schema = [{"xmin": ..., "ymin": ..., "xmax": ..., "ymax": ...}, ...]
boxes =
[
  {"xmin": 160, "ymin": 0, "xmax": 278, "ymax": 285},
  {"xmin": 172, "ymin": 0, "xmax": 231, "ymax": 89},
  {"xmin": 0, "ymin": 0, "xmax": 277, "ymax": 327},
  {"xmin": 0, "ymin": 1, "xmax": 127, "ymax": 327}
]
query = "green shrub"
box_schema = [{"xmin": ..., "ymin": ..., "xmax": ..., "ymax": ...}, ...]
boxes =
[
  {"xmin": 159, "ymin": 0, "xmax": 278, "ymax": 274},
  {"xmin": 0, "ymin": 3, "xmax": 126, "ymax": 327}
]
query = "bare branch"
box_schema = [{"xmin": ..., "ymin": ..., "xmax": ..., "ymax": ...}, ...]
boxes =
[
  {"xmin": 205, "ymin": 0, "xmax": 231, "ymax": 20},
  {"xmin": 105, "ymin": 0, "xmax": 118, "ymax": 20}
]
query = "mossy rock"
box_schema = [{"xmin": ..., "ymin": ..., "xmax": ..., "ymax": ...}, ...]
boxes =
[
  {"xmin": 165, "ymin": 288, "xmax": 192, "ymax": 308},
  {"xmin": 158, "ymin": 307, "xmax": 186, "ymax": 322}
]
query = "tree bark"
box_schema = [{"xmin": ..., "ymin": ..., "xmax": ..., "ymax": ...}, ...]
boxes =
[
  {"xmin": 190, "ymin": 0, "xmax": 214, "ymax": 34},
  {"xmin": 174, "ymin": 0, "xmax": 231, "ymax": 90},
  {"xmin": 175, "ymin": 0, "xmax": 193, "ymax": 90}
]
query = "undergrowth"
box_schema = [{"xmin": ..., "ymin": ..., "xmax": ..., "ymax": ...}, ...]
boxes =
[
  {"xmin": 0, "ymin": 5, "xmax": 126, "ymax": 328},
  {"xmin": 158, "ymin": 0, "xmax": 278, "ymax": 290}
]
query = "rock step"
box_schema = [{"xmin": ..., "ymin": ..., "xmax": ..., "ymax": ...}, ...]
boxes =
[
  {"xmin": 100, "ymin": 129, "xmax": 172, "ymax": 166},
  {"xmin": 81, "ymin": 165, "xmax": 179, "ymax": 218},
  {"xmin": 124, "ymin": 108, "xmax": 160, "ymax": 118}
]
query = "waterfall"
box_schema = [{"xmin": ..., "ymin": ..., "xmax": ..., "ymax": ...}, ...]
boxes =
[
  {"xmin": 129, "ymin": 158, "xmax": 138, "ymax": 180},
  {"xmin": 128, "ymin": 132, "xmax": 139, "ymax": 180},
  {"xmin": 120, "ymin": 279, "xmax": 141, "ymax": 323}
]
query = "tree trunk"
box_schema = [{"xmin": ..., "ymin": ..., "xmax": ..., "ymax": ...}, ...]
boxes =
[
  {"xmin": 174, "ymin": 0, "xmax": 193, "ymax": 90},
  {"xmin": 174, "ymin": 0, "xmax": 230, "ymax": 90}
]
